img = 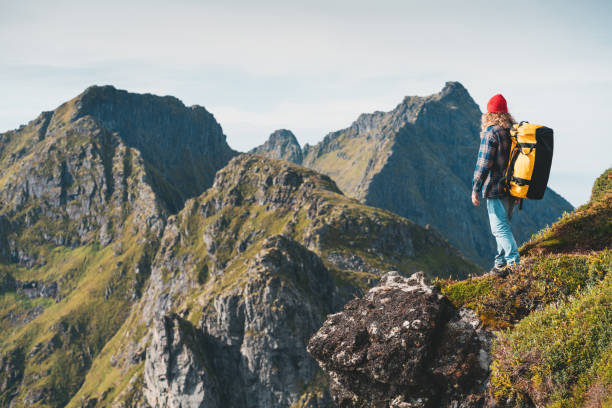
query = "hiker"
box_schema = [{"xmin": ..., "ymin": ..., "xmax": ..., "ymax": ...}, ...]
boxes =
[{"xmin": 471, "ymin": 94, "xmax": 520, "ymax": 272}]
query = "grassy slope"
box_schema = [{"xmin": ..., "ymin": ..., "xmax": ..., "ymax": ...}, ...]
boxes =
[
  {"xmin": 521, "ymin": 168, "xmax": 612, "ymax": 255},
  {"xmin": 303, "ymin": 130, "xmax": 393, "ymax": 202},
  {"xmin": 439, "ymin": 168, "xmax": 612, "ymax": 407},
  {"xmin": 0, "ymin": 221, "xmax": 159, "ymax": 407},
  {"xmin": 0, "ymin": 105, "xmax": 163, "ymax": 407}
]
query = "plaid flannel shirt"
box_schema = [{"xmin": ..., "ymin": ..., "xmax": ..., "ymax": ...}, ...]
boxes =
[{"xmin": 472, "ymin": 125, "xmax": 511, "ymax": 198}]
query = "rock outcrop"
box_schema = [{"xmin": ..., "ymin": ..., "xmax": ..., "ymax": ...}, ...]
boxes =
[
  {"xmin": 308, "ymin": 271, "xmax": 491, "ymax": 408},
  {"xmin": 143, "ymin": 314, "xmax": 220, "ymax": 408},
  {"xmin": 252, "ymin": 82, "xmax": 574, "ymax": 266},
  {"xmin": 250, "ymin": 129, "xmax": 303, "ymax": 164}
]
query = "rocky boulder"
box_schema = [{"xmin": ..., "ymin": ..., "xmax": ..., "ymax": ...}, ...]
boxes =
[{"xmin": 308, "ymin": 271, "xmax": 491, "ymax": 408}]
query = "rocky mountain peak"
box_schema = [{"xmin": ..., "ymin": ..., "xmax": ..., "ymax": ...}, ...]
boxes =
[
  {"xmin": 249, "ymin": 129, "xmax": 303, "ymax": 164},
  {"xmin": 268, "ymin": 129, "xmax": 298, "ymax": 144},
  {"xmin": 435, "ymin": 80, "xmax": 481, "ymax": 116},
  {"xmin": 76, "ymin": 84, "xmax": 184, "ymax": 110},
  {"xmin": 69, "ymin": 85, "xmax": 237, "ymax": 211},
  {"xmin": 440, "ymin": 80, "xmax": 469, "ymax": 97},
  {"xmin": 396, "ymin": 81, "xmax": 480, "ymax": 125},
  {"xmin": 301, "ymin": 82, "xmax": 572, "ymax": 266},
  {"xmin": 0, "ymin": 84, "xmax": 237, "ymax": 267}
]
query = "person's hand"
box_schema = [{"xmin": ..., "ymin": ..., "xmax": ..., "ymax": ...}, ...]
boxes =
[{"xmin": 471, "ymin": 191, "xmax": 480, "ymax": 206}]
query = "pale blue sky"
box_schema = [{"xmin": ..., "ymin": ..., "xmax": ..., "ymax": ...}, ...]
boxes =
[{"xmin": 1, "ymin": 0, "xmax": 611, "ymax": 206}]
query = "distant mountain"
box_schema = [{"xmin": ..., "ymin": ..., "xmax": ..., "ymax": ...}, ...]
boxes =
[
  {"xmin": 72, "ymin": 85, "xmax": 237, "ymax": 212},
  {"xmin": 253, "ymin": 82, "xmax": 573, "ymax": 267},
  {"xmin": 0, "ymin": 84, "xmax": 478, "ymax": 407},
  {"xmin": 0, "ymin": 86, "xmax": 235, "ymax": 407},
  {"xmin": 249, "ymin": 129, "xmax": 302, "ymax": 164}
]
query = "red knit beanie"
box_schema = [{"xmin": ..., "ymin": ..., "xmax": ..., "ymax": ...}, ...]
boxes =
[{"xmin": 487, "ymin": 94, "xmax": 508, "ymax": 113}]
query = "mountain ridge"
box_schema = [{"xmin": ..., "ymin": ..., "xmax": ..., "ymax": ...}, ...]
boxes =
[
  {"xmin": 249, "ymin": 129, "xmax": 302, "ymax": 164},
  {"xmin": 252, "ymin": 81, "xmax": 573, "ymax": 267},
  {"xmin": 66, "ymin": 154, "xmax": 478, "ymax": 407},
  {"xmin": 0, "ymin": 84, "xmax": 479, "ymax": 407}
]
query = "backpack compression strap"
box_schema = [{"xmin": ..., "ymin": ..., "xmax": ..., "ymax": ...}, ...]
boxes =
[{"xmin": 502, "ymin": 132, "xmax": 521, "ymax": 195}]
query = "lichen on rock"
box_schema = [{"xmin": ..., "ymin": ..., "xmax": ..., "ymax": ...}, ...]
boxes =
[{"xmin": 308, "ymin": 271, "xmax": 491, "ymax": 408}]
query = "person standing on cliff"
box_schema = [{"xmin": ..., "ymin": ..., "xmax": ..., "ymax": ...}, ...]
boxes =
[{"xmin": 471, "ymin": 94, "xmax": 520, "ymax": 273}]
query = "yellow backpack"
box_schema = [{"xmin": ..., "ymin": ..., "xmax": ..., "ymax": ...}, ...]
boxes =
[{"xmin": 503, "ymin": 122, "xmax": 554, "ymax": 200}]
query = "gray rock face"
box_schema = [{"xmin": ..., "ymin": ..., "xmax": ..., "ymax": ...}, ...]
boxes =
[
  {"xmin": 136, "ymin": 233, "xmax": 342, "ymax": 408},
  {"xmin": 15, "ymin": 280, "xmax": 58, "ymax": 299},
  {"xmin": 250, "ymin": 129, "xmax": 303, "ymax": 164},
  {"xmin": 308, "ymin": 271, "xmax": 491, "ymax": 408},
  {"xmin": 0, "ymin": 348, "xmax": 24, "ymax": 404},
  {"xmin": 144, "ymin": 314, "xmax": 220, "ymax": 408},
  {"xmin": 301, "ymin": 82, "xmax": 574, "ymax": 267},
  {"xmin": 0, "ymin": 114, "xmax": 165, "ymax": 267},
  {"xmin": 199, "ymin": 235, "xmax": 338, "ymax": 408},
  {"xmin": 75, "ymin": 85, "xmax": 237, "ymax": 212}
]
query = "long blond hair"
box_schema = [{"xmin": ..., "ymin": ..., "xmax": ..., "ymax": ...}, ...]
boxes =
[{"xmin": 481, "ymin": 112, "xmax": 516, "ymax": 137}]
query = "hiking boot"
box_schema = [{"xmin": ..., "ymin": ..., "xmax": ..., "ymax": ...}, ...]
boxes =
[{"xmin": 487, "ymin": 265, "xmax": 510, "ymax": 277}]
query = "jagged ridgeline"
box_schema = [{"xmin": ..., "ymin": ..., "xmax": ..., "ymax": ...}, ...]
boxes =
[
  {"xmin": 0, "ymin": 84, "xmax": 478, "ymax": 408},
  {"xmin": 252, "ymin": 82, "xmax": 574, "ymax": 267},
  {"xmin": 0, "ymin": 86, "xmax": 235, "ymax": 407}
]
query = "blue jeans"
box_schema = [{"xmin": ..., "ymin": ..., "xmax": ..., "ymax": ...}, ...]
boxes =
[{"xmin": 486, "ymin": 197, "xmax": 520, "ymax": 267}]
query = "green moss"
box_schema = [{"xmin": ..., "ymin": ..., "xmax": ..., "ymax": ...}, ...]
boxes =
[
  {"xmin": 491, "ymin": 273, "xmax": 612, "ymax": 407},
  {"xmin": 590, "ymin": 167, "xmax": 612, "ymax": 203},
  {"xmin": 291, "ymin": 370, "xmax": 330, "ymax": 408},
  {"xmin": 440, "ymin": 275, "xmax": 496, "ymax": 307},
  {"xmin": 440, "ymin": 251, "xmax": 611, "ymax": 329},
  {"xmin": 522, "ymin": 168, "xmax": 612, "ymax": 256}
]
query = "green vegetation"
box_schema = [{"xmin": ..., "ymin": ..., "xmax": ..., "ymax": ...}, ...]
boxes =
[
  {"xmin": 440, "ymin": 251, "xmax": 611, "ymax": 329},
  {"xmin": 304, "ymin": 130, "xmax": 391, "ymax": 201},
  {"xmin": 521, "ymin": 168, "xmax": 612, "ymax": 256},
  {"xmin": 291, "ymin": 370, "xmax": 330, "ymax": 408},
  {"xmin": 440, "ymin": 167, "xmax": 612, "ymax": 407},
  {"xmin": 0, "ymin": 112, "xmax": 164, "ymax": 406},
  {"xmin": 0, "ymin": 219, "xmax": 158, "ymax": 407},
  {"xmin": 491, "ymin": 273, "xmax": 612, "ymax": 407},
  {"xmin": 591, "ymin": 168, "xmax": 612, "ymax": 203}
]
